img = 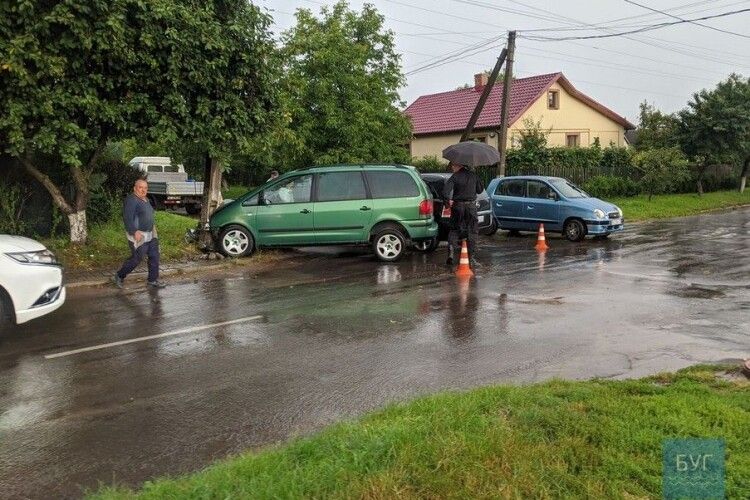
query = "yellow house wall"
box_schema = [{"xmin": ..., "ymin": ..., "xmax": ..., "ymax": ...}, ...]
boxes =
[
  {"xmin": 409, "ymin": 82, "xmax": 627, "ymax": 159},
  {"xmin": 409, "ymin": 132, "xmax": 463, "ymax": 162},
  {"xmin": 510, "ymin": 82, "xmax": 626, "ymax": 148}
]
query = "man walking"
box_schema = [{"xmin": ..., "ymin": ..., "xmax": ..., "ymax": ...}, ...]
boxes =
[
  {"xmin": 113, "ymin": 179, "xmax": 166, "ymax": 289},
  {"xmin": 443, "ymin": 162, "xmax": 483, "ymax": 268}
]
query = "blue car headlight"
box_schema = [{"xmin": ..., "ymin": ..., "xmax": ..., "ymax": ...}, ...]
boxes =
[{"xmin": 593, "ymin": 208, "xmax": 606, "ymax": 220}]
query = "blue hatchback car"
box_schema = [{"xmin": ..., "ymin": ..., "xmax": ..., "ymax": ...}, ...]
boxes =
[{"xmin": 486, "ymin": 176, "xmax": 624, "ymax": 241}]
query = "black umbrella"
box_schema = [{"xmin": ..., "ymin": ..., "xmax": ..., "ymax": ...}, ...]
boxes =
[{"xmin": 442, "ymin": 141, "xmax": 500, "ymax": 167}]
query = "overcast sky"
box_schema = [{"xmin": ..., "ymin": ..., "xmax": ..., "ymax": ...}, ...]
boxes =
[{"xmin": 260, "ymin": 0, "xmax": 750, "ymax": 123}]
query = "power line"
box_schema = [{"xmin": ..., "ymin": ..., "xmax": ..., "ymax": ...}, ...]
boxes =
[
  {"xmin": 519, "ymin": 7, "xmax": 750, "ymax": 41},
  {"xmin": 500, "ymin": 0, "xmax": 750, "ymax": 65},
  {"xmin": 623, "ymin": 0, "xmax": 750, "ymax": 39}
]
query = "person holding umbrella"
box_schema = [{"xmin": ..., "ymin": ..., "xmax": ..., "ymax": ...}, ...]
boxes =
[{"xmin": 441, "ymin": 141, "xmax": 499, "ymax": 268}]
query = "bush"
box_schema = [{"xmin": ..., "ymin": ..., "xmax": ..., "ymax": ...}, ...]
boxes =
[
  {"xmin": 633, "ymin": 147, "xmax": 690, "ymax": 200},
  {"xmin": 0, "ymin": 179, "xmax": 33, "ymax": 234},
  {"xmin": 87, "ymin": 158, "xmax": 141, "ymax": 226},
  {"xmin": 599, "ymin": 145, "xmax": 633, "ymax": 177},
  {"xmin": 583, "ymin": 176, "xmax": 641, "ymax": 198},
  {"xmin": 410, "ymin": 155, "xmax": 447, "ymax": 173}
]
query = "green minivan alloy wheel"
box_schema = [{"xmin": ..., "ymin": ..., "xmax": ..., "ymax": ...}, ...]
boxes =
[{"xmin": 218, "ymin": 225, "xmax": 255, "ymax": 257}]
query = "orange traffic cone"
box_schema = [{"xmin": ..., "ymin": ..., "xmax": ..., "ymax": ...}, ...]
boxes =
[
  {"xmin": 535, "ymin": 223, "xmax": 549, "ymax": 251},
  {"xmin": 455, "ymin": 240, "xmax": 474, "ymax": 277}
]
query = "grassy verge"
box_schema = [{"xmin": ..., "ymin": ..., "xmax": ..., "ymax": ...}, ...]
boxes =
[
  {"xmin": 612, "ymin": 189, "xmax": 750, "ymax": 222},
  {"xmin": 91, "ymin": 365, "xmax": 749, "ymax": 499},
  {"xmin": 45, "ymin": 211, "xmax": 197, "ymax": 270}
]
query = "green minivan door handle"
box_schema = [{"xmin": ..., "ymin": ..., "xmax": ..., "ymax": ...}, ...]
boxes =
[
  {"xmin": 300, "ymin": 208, "xmax": 311, "ymax": 214},
  {"xmin": 360, "ymin": 206, "xmax": 372, "ymax": 211}
]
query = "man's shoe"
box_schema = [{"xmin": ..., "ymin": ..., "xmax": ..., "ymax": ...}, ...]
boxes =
[
  {"xmin": 147, "ymin": 280, "xmax": 166, "ymax": 289},
  {"xmin": 112, "ymin": 273, "xmax": 123, "ymax": 289}
]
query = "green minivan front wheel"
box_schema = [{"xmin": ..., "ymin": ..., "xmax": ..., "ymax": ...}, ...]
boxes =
[
  {"xmin": 218, "ymin": 225, "xmax": 255, "ymax": 257},
  {"xmin": 372, "ymin": 224, "xmax": 406, "ymax": 262}
]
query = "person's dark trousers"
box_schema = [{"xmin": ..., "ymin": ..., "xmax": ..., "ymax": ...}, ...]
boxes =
[
  {"xmin": 116, "ymin": 238, "xmax": 160, "ymax": 283},
  {"xmin": 448, "ymin": 202, "xmax": 478, "ymax": 262}
]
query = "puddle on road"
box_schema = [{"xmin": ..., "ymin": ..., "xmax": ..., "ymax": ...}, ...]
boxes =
[
  {"xmin": 668, "ymin": 285, "xmax": 726, "ymax": 299},
  {"xmin": 498, "ymin": 293, "xmax": 565, "ymax": 305}
]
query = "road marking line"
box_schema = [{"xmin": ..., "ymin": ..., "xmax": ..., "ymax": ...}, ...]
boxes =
[{"xmin": 44, "ymin": 315, "xmax": 264, "ymax": 360}]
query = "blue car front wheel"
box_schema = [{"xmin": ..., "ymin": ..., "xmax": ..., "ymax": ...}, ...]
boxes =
[{"xmin": 563, "ymin": 219, "xmax": 586, "ymax": 242}]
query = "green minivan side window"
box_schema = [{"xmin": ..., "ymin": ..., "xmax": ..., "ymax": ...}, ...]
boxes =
[
  {"xmin": 366, "ymin": 171, "xmax": 419, "ymax": 199},
  {"xmin": 317, "ymin": 171, "xmax": 367, "ymax": 202}
]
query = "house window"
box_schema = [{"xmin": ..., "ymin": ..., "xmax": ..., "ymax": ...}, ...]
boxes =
[
  {"xmin": 547, "ymin": 90, "xmax": 559, "ymax": 109},
  {"xmin": 566, "ymin": 134, "xmax": 580, "ymax": 147}
]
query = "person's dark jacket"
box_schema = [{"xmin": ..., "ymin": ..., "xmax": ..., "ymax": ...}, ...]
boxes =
[
  {"xmin": 443, "ymin": 168, "xmax": 483, "ymax": 202},
  {"xmin": 122, "ymin": 193, "xmax": 155, "ymax": 235}
]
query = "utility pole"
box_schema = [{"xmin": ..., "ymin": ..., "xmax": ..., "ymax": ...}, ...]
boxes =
[
  {"xmin": 497, "ymin": 30, "xmax": 516, "ymax": 177},
  {"xmin": 460, "ymin": 48, "xmax": 507, "ymax": 142}
]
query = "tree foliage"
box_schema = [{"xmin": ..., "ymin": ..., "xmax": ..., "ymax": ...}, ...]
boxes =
[
  {"xmin": 634, "ymin": 101, "xmax": 680, "ymax": 151},
  {"xmin": 633, "ymin": 147, "xmax": 690, "ymax": 200},
  {"xmin": 0, "ymin": 0, "xmax": 277, "ymax": 242},
  {"xmin": 678, "ymin": 74, "xmax": 750, "ymax": 193},
  {"xmin": 263, "ymin": 1, "xmax": 411, "ymax": 169}
]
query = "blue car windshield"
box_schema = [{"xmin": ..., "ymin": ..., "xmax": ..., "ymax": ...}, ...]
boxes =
[{"xmin": 551, "ymin": 179, "xmax": 589, "ymax": 198}]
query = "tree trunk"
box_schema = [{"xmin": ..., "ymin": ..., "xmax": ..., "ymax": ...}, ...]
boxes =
[
  {"xmin": 740, "ymin": 157, "xmax": 749, "ymax": 193},
  {"xmin": 67, "ymin": 211, "xmax": 88, "ymax": 244},
  {"xmin": 21, "ymin": 157, "xmax": 75, "ymax": 216},
  {"xmin": 199, "ymin": 154, "xmax": 224, "ymax": 248},
  {"xmin": 21, "ymin": 144, "xmax": 102, "ymax": 244},
  {"xmin": 695, "ymin": 162, "xmax": 707, "ymax": 196}
]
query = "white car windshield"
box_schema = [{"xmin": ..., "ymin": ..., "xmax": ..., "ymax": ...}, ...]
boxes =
[{"xmin": 551, "ymin": 179, "xmax": 589, "ymax": 198}]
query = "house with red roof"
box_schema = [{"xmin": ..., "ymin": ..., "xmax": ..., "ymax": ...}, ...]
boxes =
[{"xmin": 404, "ymin": 72, "xmax": 635, "ymax": 159}]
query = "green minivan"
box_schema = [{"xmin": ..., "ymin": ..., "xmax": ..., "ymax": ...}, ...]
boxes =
[{"xmin": 209, "ymin": 165, "xmax": 439, "ymax": 262}]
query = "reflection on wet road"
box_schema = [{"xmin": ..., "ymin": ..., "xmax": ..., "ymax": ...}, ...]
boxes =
[{"xmin": 1, "ymin": 208, "xmax": 748, "ymax": 498}]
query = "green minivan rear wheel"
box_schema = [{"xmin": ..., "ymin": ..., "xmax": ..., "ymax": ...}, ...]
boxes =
[{"xmin": 372, "ymin": 224, "xmax": 406, "ymax": 262}]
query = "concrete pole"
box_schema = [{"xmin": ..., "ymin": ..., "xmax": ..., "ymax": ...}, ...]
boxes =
[{"xmin": 497, "ymin": 31, "xmax": 516, "ymax": 178}]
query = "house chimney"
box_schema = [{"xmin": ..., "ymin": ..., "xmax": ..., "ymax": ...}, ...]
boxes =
[{"xmin": 474, "ymin": 72, "xmax": 489, "ymax": 90}]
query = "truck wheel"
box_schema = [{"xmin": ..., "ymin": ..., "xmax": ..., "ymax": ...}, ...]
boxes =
[
  {"xmin": 148, "ymin": 195, "xmax": 165, "ymax": 211},
  {"xmin": 218, "ymin": 225, "xmax": 254, "ymax": 257},
  {"xmin": 185, "ymin": 203, "xmax": 201, "ymax": 215}
]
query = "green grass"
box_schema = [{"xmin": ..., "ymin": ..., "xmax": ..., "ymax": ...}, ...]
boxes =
[
  {"xmin": 223, "ymin": 185, "xmax": 254, "ymax": 200},
  {"xmin": 612, "ymin": 189, "xmax": 750, "ymax": 222},
  {"xmin": 90, "ymin": 365, "xmax": 749, "ymax": 499},
  {"xmin": 46, "ymin": 211, "xmax": 198, "ymax": 270}
]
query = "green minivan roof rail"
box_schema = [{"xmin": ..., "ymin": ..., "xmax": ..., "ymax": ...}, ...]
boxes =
[{"xmin": 294, "ymin": 163, "xmax": 413, "ymax": 171}]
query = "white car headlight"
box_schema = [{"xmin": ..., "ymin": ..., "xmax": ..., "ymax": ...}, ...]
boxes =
[
  {"xmin": 593, "ymin": 209, "xmax": 606, "ymax": 220},
  {"xmin": 6, "ymin": 249, "xmax": 58, "ymax": 265},
  {"xmin": 616, "ymin": 207, "xmax": 623, "ymax": 217}
]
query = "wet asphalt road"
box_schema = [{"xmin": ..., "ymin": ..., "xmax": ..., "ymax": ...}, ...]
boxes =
[{"xmin": 1, "ymin": 208, "xmax": 749, "ymax": 498}]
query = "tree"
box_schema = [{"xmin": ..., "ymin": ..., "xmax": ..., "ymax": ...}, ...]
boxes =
[
  {"xmin": 678, "ymin": 74, "xmax": 750, "ymax": 194},
  {"xmin": 634, "ymin": 101, "xmax": 680, "ymax": 151},
  {"xmin": 633, "ymin": 147, "xmax": 690, "ymax": 200},
  {"xmin": 0, "ymin": 0, "xmax": 277, "ymax": 243},
  {"xmin": 268, "ymin": 1, "xmax": 411, "ymax": 168}
]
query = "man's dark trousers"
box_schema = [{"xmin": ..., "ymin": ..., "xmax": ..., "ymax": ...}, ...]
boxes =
[
  {"xmin": 448, "ymin": 201, "xmax": 478, "ymax": 261},
  {"xmin": 116, "ymin": 238, "xmax": 160, "ymax": 283}
]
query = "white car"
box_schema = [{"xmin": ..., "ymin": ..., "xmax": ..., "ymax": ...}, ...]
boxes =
[{"xmin": 0, "ymin": 235, "xmax": 66, "ymax": 326}]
